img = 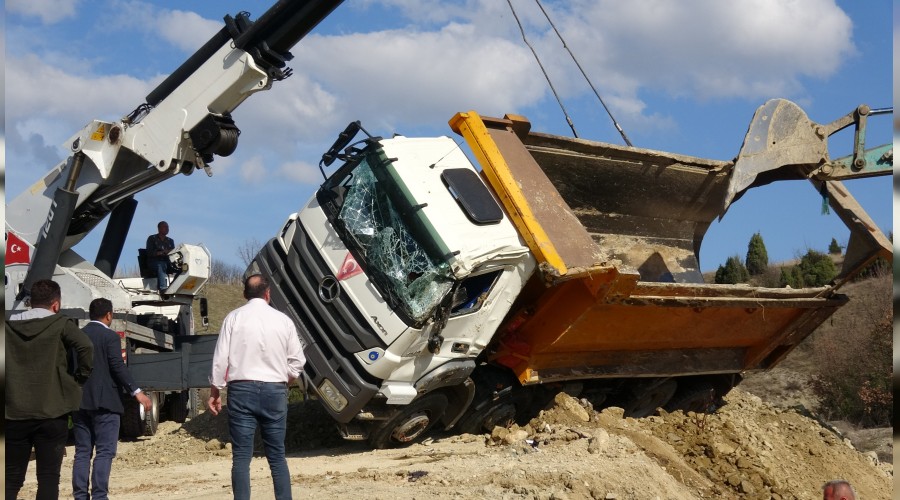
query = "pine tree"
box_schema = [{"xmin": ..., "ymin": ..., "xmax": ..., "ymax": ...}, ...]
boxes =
[
  {"xmin": 828, "ymin": 237, "xmax": 842, "ymax": 255},
  {"xmin": 745, "ymin": 232, "xmax": 769, "ymax": 276},
  {"xmin": 715, "ymin": 255, "xmax": 749, "ymax": 284}
]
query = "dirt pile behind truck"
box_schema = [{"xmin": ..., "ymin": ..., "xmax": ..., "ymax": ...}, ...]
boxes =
[{"xmin": 57, "ymin": 386, "xmax": 888, "ymax": 500}]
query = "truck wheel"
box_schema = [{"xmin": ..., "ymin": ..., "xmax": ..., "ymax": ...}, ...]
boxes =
[
  {"xmin": 623, "ymin": 379, "xmax": 677, "ymax": 418},
  {"xmin": 136, "ymin": 313, "xmax": 172, "ymax": 333},
  {"xmin": 367, "ymin": 393, "xmax": 449, "ymax": 449},
  {"xmin": 665, "ymin": 377, "xmax": 734, "ymax": 413},
  {"xmin": 455, "ymin": 367, "xmax": 535, "ymax": 435},
  {"xmin": 664, "ymin": 381, "xmax": 717, "ymax": 414},
  {"xmin": 188, "ymin": 389, "xmax": 201, "ymax": 418},
  {"xmin": 120, "ymin": 398, "xmax": 144, "ymax": 439},
  {"xmin": 169, "ymin": 391, "xmax": 189, "ymax": 423},
  {"xmin": 169, "ymin": 389, "xmax": 201, "ymax": 423},
  {"xmin": 143, "ymin": 392, "xmax": 160, "ymax": 436}
]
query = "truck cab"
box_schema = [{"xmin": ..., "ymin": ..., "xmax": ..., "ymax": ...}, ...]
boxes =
[{"xmin": 251, "ymin": 133, "xmax": 535, "ymax": 438}]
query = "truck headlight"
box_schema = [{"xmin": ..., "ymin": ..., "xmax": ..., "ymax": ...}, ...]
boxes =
[{"xmin": 318, "ymin": 379, "xmax": 348, "ymax": 412}]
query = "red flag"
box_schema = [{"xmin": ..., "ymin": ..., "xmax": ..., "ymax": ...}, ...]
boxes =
[
  {"xmin": 336, "ymin": 252, "xmax": 363, "ymax": 281},
  {"xmin": 6, "ymin": 233, "xmax": 31, "ymax": 265}
]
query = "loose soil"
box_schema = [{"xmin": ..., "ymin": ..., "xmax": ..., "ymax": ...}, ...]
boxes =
[
  {"xmin": 16, "ymin": 387, "xmax": 891, "ymax": 500},
  {"xmin": 17, "ymin": 278, "xmax": 892, "ymax": 499}
]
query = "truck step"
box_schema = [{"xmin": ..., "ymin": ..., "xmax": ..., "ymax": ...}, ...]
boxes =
[{"xmin": 338, "ymin": 422, "xmax": 368, "ymax": 441}]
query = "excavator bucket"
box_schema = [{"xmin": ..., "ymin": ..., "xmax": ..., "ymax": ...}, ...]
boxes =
[{"xmin": 721, "ymin": 99, "xmax": 828, "ymax": 212}]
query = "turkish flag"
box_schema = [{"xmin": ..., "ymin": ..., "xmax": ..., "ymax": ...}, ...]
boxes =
[
  {"xmin": 6, "ymin": 233, "xmax": 31, "ymax": 265},
  {"xmin": 336, "ymin": 252, "xmax": 363, "ymax": 281}
]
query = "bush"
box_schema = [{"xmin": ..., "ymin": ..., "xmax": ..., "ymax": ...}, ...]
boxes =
[
  {"xmin": 797, "ymin": 250, "xmax": 836, "ymax": 286},
  {"xmin": 807, "ymin": 275, "xmax": 892, "ymax": 427},
  {"xmin": 209, "ymin": 259, "xmax": 244, "ymax": 285},
  {"xmin": 779, "ymin": 249, "xmax": 836, "ymax": 288},
  {"xmin": 808, "ymin": 307, "xmax": 892, "ymax": 426}
]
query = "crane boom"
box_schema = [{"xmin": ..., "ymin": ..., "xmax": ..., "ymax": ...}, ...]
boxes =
[{"xmin": 6, "ymin": 0, "xmax": 343, "ymax": 303}]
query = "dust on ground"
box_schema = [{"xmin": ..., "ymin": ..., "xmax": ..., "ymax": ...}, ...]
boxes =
[{"xmin": 19, "ymin": 388, "xmax": 891, "ymax": 500}]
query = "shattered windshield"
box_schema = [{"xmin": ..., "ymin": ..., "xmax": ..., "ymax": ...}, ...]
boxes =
[{"xmin": 336, "ymin": 156, "xmax": 453, "ymax": 323}]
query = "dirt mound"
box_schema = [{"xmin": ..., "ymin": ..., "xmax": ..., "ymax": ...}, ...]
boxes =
[
  {"xmin": 27, "ymin": 387, "xmax": 889, "ymax": 500},
  {"xmin": 483, "ymin": 389, "xmax": 892, "ymax": 499}
]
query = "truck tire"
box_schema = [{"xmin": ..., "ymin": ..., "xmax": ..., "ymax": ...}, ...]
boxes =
[
  {"xmin": 663, "ymin": 381, "xmax": 717, "ymax": 414},
  {"xmin": 455, "ymin": 367, "xmax": 535, "ymax": 435},
  {"xmin": 623, "ymin": 379, "xmax": 677, "ymax": 418},
  {"xmin": 188, "ymin": 389, "xmax": 201, "ymax": 419},
  {"xmin": 169, "ymin": 389, "xmax": 201, "ymax": 423},
  {"xmin": 367, "ymin": 392, "xmax": 449, "ymax": 449},
  {"xmin": 664, "ymin": 375, "xmax": 738, "ymax": 414},
  {"xmin": 120, "ymin": 398, "xmax": 144, "ymax": 439},
  {"xmin": 136, "ymin": 313, "xmax": 174, "ymax": 334},
  {"xmin": 143, "ymin": 392, "xmax": 160, "ymax": 436}
]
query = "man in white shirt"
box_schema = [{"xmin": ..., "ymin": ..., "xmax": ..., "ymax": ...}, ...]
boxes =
[{"xmin": 208, "ymin": 274, "xmax": 305, "ymax": 500}]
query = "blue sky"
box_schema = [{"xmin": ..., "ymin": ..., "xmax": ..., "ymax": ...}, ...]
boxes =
[{"xmin": 5, "ymin": 0, "xmax": 893, "ymax": 274}]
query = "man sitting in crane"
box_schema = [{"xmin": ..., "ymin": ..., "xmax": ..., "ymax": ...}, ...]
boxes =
[{"xmin": 146, "ymin": 221, "xmax": 175, "ymax": 292}]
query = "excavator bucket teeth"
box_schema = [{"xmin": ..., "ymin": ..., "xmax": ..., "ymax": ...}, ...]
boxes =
[{"xmin": 721, "ymin": 99, "xmax": 828, "ymax": 214}]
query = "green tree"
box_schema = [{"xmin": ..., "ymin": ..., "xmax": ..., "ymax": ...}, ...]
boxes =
[
  {"xmin": 779, "ymin": 267, "xmax": 803, "ymax": 288},
  {"xmin": 714, "ymin": 255, "xmax": 749, "ymax": 284},
  {"xmin": 796, "ymin": 249, "xmax": 837, "ymax": 287},
  {"xmin": 745, "ymin": 232, "xmax": 769, "ymax": 276},
  {"xmin": 828, "ymin": 237, "xmax": 842, "ymax": 255}
]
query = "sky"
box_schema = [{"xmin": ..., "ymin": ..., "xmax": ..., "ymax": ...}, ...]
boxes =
[{"xmin": 5, "ymin": 0, "xmax": 893, "ymax": 275}]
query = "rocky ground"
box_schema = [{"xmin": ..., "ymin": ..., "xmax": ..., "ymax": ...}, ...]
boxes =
[
  {"xmin": 16, "ymin": 278, "xmax": 892, "ymax": 499},
  {"xmin": 16, "ymin": 386, "xmax": 892, "ymax": 500}
]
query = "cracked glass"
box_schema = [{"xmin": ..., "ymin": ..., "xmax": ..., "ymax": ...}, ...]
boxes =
[{"xmin": 338, "ymin": 159, "xmax": 453, "ymax": 323}]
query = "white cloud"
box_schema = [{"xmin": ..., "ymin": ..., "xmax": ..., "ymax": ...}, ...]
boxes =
[
  {"xmin": 6, "ymin": 55, "xmax": 148, "ymax": 117},
  {"xmin": 4, "ymin": 0, "xmax": 864, "ymax": 195},
  {"xmin": 150, "ymin": 9, "xmax": 223, "ymax": 52},
  {"xmin": 278, "ymin": 160, "xmax": 321, "ymax": 184},
  {"xmin": 7, "ymin": 0, "xmax": 79, "ymax": 24},
  {"xmin": 533, "ymin": 0, "xmax": 854, "ymax": 101},
  {"xmin": 239, "ymin": 156, "xmax": 267, "ymax": 184},
  {"xmin": 290, "ymin": 24, "xmax": 546, "ymax": 132}
]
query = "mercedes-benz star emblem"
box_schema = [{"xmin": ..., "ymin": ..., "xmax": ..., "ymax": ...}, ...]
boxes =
[{"xmin": 318, "ymin": 276, "xmax": 340, "ymax": 303}]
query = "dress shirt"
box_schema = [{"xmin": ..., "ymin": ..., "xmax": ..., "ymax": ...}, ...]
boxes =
[{"xmin": 209, "ymin": 298, "xmax": 305, "ymax": 389}]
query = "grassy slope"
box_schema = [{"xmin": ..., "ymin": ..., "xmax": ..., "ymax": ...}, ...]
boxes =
[{"xmin": 191, "ymin": 283, "xmax": 246, "ymax": 335}]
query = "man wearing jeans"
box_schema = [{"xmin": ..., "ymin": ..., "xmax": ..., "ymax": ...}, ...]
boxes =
[
  {"xmin": 208, "ymin": 274, "xmax": 305, "ymax": 500},
  {"xmin": 73, "ymin": 298, "xmax": 152, "ymax": 500},
  {"xmin": 6, "ymin": 279, "xmax": 94, "ymax": 500},
  {"xmin": 145, "ymin": 221, "xmax": 174, "ymax": 292}
]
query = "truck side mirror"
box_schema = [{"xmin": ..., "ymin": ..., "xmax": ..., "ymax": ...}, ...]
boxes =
[{"xmin": 199, "ymin": 297, "xmax": 209, "ymax": 327}]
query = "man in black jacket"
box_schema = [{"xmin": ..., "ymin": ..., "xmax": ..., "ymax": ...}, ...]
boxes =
[
  {"xmin": 6, "ymin": 279, "xmax": 94, "ymax": 500},
  {"xmin": 72, "ymin": 298, "xmax": 152, "ymax": 500}
]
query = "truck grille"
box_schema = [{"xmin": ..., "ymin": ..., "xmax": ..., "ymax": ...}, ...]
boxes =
[{"xmin": 254, "ymin": 223, "xmax": 380, "ymax": 422}]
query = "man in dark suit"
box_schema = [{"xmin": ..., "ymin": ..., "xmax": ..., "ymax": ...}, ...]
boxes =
[{"xmin": 72, "ymin": 298, "xmax": 152, "ymax": 500}]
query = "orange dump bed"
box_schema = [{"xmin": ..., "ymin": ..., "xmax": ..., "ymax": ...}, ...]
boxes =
[{"xmin": 450, "ymin": 111, "xmax": 855, "ymax": 385}]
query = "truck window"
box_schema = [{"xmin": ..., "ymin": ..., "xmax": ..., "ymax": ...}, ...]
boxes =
[
  {"xmin": 333, "ymin": 157, "xmax": 453, "ymax": 325},
  {"xmin": 450, "ymin": 269, "xmax": 503, "ymax": 317}
]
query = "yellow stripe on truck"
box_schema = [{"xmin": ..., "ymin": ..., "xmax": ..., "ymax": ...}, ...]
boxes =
[{"xmin": 449, "ymin": 111, "xmax": 568, "ymax": 277}]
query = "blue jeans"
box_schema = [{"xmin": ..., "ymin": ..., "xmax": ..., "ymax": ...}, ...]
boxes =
[
  {"xmin": 227, "ymin": 381, "xmax": 291, "ymax": 500},
  {"xmin": 6, "ymin": 416, "xmax": 69, "ymax": 500},
  {"xmin": 72, "ymin": 409, "xmax": 121, "ymax": 500},
  {"xmin": 152, "ymin": 259, "xmax": 168, "ymax": 290}
]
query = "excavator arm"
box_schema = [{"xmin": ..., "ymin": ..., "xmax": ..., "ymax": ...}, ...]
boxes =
[
  {"xmin": 7, "ymin": 0, "xmax": 344, "ymax": 302},
  {"xmin": 721, "ymin": 99, "xmax": 893, "ymax": 286}
]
